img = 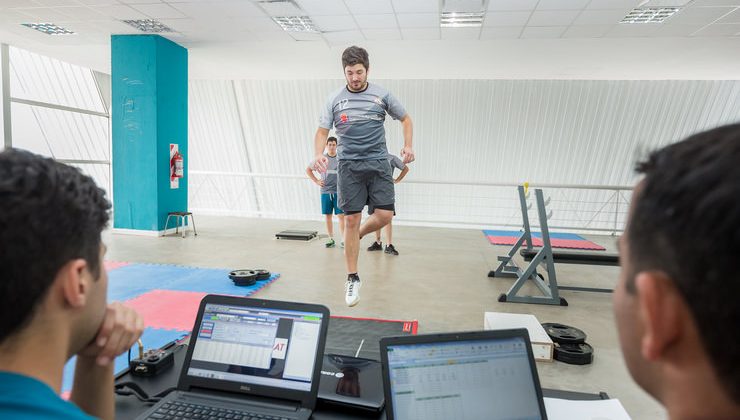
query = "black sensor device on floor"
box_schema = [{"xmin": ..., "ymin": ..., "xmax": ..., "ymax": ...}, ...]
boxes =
[{"xmin": 130, "ymin": 346, "xmax": 175, "ymax": 377}]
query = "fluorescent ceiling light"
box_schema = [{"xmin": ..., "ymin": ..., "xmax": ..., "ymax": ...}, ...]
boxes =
[
  {"xmin": 122, "ymin": 19, "xmax": 174, "ymax": 33},
  {"xmin": 441, "ymin": 12, "xmax": 484, "ymax": 28},
  {"xmin": 620, "ymin": 7, "xmax": 680, "ymax": 24},
  {"xmin": 21, "ymin": 23, "xmax": 75, "ymax": 35},
  {"xmin": 273, "ymin": 16, "xmax": 318, "ymax": 32}
]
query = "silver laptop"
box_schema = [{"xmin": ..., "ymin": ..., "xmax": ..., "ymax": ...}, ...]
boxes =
[
  {"xmin": 380, "ymin": 329, "xmax": 548, "ymax": 420},
  {"xmin": 137, "ymin": 295, "xmax": 330, "ymax": 420}
]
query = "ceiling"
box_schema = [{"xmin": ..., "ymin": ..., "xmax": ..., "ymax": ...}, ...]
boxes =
[{"xmin": 0, "ymin": 0, "xmax": 739, "ymax": 78}]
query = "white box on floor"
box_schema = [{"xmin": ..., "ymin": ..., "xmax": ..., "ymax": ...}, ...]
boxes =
[{"xmin": 484, "ymin": 312, "xmax": 553, "ymax": 362}]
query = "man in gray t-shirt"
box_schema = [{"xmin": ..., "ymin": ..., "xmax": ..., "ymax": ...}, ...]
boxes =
[
  {"xmin": 311, "ymin": 46, "xmax": 415, "ymax": 307},
  {"xmin": 306, "ymin": 136, "xmax": 344, "ymax": 248},
  {"xmin": 367, "ymin": 154, "xmax": 409, "ymax": 256}
]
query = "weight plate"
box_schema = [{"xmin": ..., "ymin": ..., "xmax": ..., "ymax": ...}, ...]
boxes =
[
  {"xmin": 229, "ymin": 269, "xmax": 258, "ymax": 286},
  {"xmin": 542, "ymin": 322, "xmax": 587, "ymax": 344},
  {"xmin": 254, "ymin": 269, "xmax": 271, "ymax": 281},
  {"xmin": 554, "ymin": 342, "xmax": 594, "ymax": 365}
]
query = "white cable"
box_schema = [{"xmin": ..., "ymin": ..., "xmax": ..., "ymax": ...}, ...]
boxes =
[{"xmin": 355, "ymin": 339, "xmax": 365, "ymax": 358}]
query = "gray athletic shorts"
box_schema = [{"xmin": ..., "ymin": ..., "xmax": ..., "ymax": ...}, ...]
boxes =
[{"xmin": 338, "ymin": 159, "xmax": 395, "ymax": 214}]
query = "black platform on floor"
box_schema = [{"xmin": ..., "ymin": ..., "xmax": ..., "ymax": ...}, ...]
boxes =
[
  {"xmin": 275, "ymin": 229, "xmax": 318, "ymax": 240},
  {"xmin": 520, "ymin": 248, "xmax": 620, "ymax": 266},
  {"xmin": 325, "ymin": 316, "xmax": 417, "ymax": 361}
]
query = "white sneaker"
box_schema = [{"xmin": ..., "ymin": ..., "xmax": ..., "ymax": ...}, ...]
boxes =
[{"xmin": 345, "ymin": 275, "xmax": 361, "ymax": 307}]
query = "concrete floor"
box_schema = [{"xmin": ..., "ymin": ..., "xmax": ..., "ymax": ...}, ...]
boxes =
[{"xmin": 104, "ymin": 215, "xmax": 665, "ymax": 419}]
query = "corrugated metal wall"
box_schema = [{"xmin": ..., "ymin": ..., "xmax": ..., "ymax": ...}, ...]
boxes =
[
  {"xmin": 188, "ymin": 79, "xmax": 740, "ymax": 231},
  {"xmin": 7, "ymin": 46, "xmax": 111, "ymax": 199}
]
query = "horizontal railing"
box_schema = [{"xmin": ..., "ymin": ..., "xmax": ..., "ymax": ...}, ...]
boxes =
[{"xmin": 189, "ymin": 170, "xmax": 633, "ymax": 235}]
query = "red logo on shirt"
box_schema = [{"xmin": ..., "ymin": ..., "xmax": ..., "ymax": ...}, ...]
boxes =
[{"xmin": 340, "ymin": 114, "xmax": 348, "ymax": 123}]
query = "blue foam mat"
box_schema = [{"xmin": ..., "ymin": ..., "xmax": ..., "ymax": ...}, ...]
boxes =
[
  {"xmin": 62, "ymin": 327, "xmax": 188, "ymax": 394},
  {"xmin": 482, "ymin": 229, "xmax": 585, "ymax": 241},
  {"xmin": 58, "ymin": 263, "xmax": 280, "ymax": 394},
  {"xmin": 108, "ymin": 263, "xmax": 279, "ymax": 302}
]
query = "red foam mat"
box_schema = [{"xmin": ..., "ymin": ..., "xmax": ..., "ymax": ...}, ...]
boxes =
[{"xmin": 486, "ymin": 235, "xmax": 605, "ymax": 251}]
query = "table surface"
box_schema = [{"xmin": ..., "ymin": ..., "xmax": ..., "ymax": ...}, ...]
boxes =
[{"xmin": 115, "ymin": 344, "xmax": 609, "ymax": 420}]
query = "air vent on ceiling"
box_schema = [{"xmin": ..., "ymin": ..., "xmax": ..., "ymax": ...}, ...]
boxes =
[
  {"xmin": 440, "ymin": 12, "xmax": 485, "ymax": 28},
  {"xmin": 122, "ymin": 19, "xmax": 174, "ymax": 33},
  {"xmin": 440, "ymin": 0, "xmax": 485, "ymax": 28},
  {"xmin": 620, "ymin": 7, "xmax": 680, "ymax": 23},
  {"xmin": 272, "ymin": 16, "xmax": 318, "ymax": 32},
  {"xmin": 22, "ymin": 23, "xmax": 75, "ymax": 35}
]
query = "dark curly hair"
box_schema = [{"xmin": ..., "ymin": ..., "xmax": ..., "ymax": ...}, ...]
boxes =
[
  {"xmin": 341, "ymin": 46, "xmax": 369, "ymax": 70},
  {"xmin": 0, "ymin": 149, "xmax": 110, "ymax": 342},
  {"xmin": 628, "ymin": 122, "xmax": 740, "ymax": 403}
]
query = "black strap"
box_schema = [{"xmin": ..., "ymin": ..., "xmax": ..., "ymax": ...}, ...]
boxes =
[{"xmin": 115, "ymin": 381, "xmax": 175, "ymax": 404}]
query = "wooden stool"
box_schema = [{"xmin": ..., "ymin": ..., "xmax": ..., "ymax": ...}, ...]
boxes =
[{"xmin": 164, "ymin": 211, "xmax": 197, "ymax": 238}]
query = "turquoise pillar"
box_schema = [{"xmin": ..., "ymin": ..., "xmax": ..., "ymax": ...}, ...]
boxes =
[{"xmin": 111, "ymin": 35, "xmax": 188, "ymax": 233}]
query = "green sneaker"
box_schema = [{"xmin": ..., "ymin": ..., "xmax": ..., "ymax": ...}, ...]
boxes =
[{"xmin": 326, "ymin": 238, "xmax": 336, "ymax": 248}]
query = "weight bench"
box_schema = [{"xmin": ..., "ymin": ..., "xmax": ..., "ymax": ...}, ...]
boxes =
[{"xmin": 520, "ymin": 249, "xmax": 619, "ymax": 266}]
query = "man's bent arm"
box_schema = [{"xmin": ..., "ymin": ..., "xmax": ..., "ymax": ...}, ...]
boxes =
[
  {"xmin": 70, "ymin": 357, "xmax": 114, "ymax": 420},
  {"xmin": 401, "ymin": 115, "xmax": 413, "ymax": 149},
  {"xmin": 314, "ymin": 127, "xmax": 330, "ymax": 158},
  {"xmin": 395, "ymin": 166, "xmax": 410, "ymax": 184},
  {"xmin": 306, "ymin": 167, "xmax": 321, "ymax": 185}
]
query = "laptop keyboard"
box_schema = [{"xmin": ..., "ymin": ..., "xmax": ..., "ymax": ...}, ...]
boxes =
[{"xmin": 144, "ymin": 400, "xmax": 294, "ymax": 420}]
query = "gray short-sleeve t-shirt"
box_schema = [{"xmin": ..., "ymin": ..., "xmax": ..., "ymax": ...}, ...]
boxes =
[
  {"xmin": 319, "ymin": 83, "xmax": 407, "ymax": 161},
  {"xmin": 320, "ymin": 153, "xmax": 338, "ymax": 194}
]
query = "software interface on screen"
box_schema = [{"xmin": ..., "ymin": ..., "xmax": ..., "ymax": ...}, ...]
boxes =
[
  {"xmin": 386, "ymin": 337, "xmax": 543, "ymax": 420},
  {"xmin": 187, "ymin": 303, "xmax": 323, "ymax": 391}
]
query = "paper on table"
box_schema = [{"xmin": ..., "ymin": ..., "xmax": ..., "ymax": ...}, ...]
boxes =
[{"xmin": 544, "ymin": 397, "xmax": 632, "ymax": 420}]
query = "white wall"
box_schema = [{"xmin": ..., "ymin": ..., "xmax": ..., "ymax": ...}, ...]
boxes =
[{"xmin": 188, "ymin": 78, "xmax": 740, "ymax": 230}]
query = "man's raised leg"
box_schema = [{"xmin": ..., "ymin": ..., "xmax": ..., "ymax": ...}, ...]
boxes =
[{"xmin": 359, "ymin": 209, "xmax": 393, "ymax": 239}]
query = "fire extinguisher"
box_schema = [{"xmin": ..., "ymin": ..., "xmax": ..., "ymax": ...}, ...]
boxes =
[{"xmin": 170, "ymin": 151, "xmax": 184, "ymax": 180}]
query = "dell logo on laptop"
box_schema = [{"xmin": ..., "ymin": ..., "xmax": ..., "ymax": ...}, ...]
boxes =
[{"xmin": 320, "ymin": 370, "xmax": 344, "ymax": 378}]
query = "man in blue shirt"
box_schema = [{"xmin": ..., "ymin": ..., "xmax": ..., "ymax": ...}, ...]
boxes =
[
  {"xmin": 312, "ymin": 46, "xmax": 415, "ymax": 307},
  {"xmin": 0, "ymin": 149, "xmax": 144, "ymax": 419}
]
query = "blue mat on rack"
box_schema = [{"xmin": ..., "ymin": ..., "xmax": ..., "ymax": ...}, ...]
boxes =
[{"xmin": 482, "ymin": 229, "xmax": 585, "ymax": 240}]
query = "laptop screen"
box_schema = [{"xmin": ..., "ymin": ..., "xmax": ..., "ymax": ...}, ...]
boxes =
[
  {"xmin": 385, "ymin": 336, "xmax": 544, "ymax": 420},
  {"xmin": 186, "ymin": 303, "xmax": 324, "ymax": 392}
]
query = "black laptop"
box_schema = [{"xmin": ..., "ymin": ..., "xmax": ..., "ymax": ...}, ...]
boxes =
[
  {"xmin": 317, "ymin": 353, "xmax": 385, "ymax": 412},
  {"xmin": 136, "ymin": 295, "xmax": 330, "ymax": 420},
  {"xmin": 380, "ymin": 329, "xmax": 548, "ymax": 420}
]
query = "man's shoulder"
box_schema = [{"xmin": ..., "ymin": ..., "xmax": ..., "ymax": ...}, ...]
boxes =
[
  {"xmin": 0, "ymin": 372, "xmax": 93, "ymax": 419},
  {"xmin": 366, "ymin": 83, "xmax": 391, "ymax": 97},
  {"xmin": 326, "ymin": 86, "xmax": 348, "ymax": 104}
]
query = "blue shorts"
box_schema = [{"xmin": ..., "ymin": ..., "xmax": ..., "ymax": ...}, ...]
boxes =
[{"xmin": 321, "ymin": 193, "xmax": 344, "ymax": 215}]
